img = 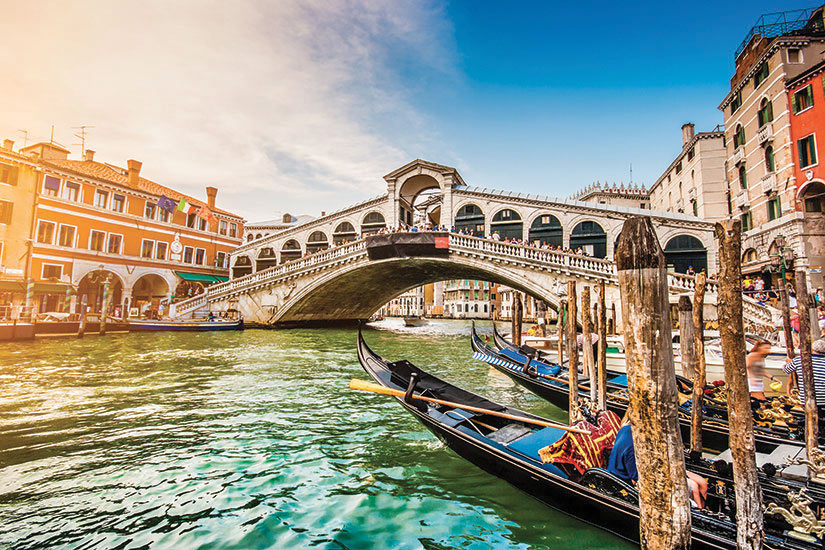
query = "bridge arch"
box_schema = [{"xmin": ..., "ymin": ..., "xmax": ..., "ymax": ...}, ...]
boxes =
[
  {"xmin": 663, "ymin": 235, "xmax": 707, "ymax": 274},
  {"xmin": 490, "ymin": 208, "xmax": 523, "ymax": 240},
  {"xmin": 233, "ymin": 255, "xmax": 253, "ymax": 278},
  {"xmin": 306, "ymin": 231, "xmax": 329, "ymax": 254},
  {"xmin": 454, "ymin": 202, "xmax": 485, "ymax": 236},
  {"xmin": 281, "ymin": 239, "xmax": 302, "ymax": 263},
  {"xmin": 527, "ymin": 213, "xmax": 563, "ymax": 247},
  {"xmin": 570, "ymin": 220, "xmax": 607, "ymax": 258}
]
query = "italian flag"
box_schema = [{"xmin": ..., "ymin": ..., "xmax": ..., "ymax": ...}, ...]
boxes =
[{"xmin": 177, "ymin": 198, "xmax": 198, "ymax": 214}]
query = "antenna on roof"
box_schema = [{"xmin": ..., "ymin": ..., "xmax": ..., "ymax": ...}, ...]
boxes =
[
  {"xmin": 72, "ymin": 125, "xmax": 94, "ymax": 157},
  {"xmin": 629, "ymin": 163, "xmax": 633, "ymax": 185},
  {"xmin": 17, "ymin": 129, "xmax": 29, "ymax": 148}
]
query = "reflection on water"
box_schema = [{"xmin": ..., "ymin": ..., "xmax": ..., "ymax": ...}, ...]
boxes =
[{"xmin": 0, "ymin": 320, "xmax": 631, "ymax": 549}]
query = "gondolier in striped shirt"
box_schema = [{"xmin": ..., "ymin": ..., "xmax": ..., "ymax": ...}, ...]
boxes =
[{"xmin": 783, "ymin": 338, "xmax": 825, "ymax": 404}]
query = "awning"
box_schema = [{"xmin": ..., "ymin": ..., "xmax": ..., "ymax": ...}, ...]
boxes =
[
  {"xmin": 0, "ymin": 281, "xmax": 71, "ymax": 293},
  {"xmin": 175, "ymin": 271, "xmax": 226, "ymax": 284},
  {"xmin": 0, "ymin": 281, "xmax": 26, "ymax": 292}
]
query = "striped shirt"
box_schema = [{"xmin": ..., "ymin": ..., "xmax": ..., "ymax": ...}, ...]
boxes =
[{"xmin": 784, "ymin": 354, "xmax": 825, "ymax": 404}]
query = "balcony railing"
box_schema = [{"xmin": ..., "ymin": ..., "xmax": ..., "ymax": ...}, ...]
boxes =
[
  {"xmin": 732, "ymin": 146, "xmax": 746, "ymax": 165},
  {"xmin": 757, "ymin": 122, "xmax": 774, "ymax": 144},
  {"xmin": 761, "ymin": 172, "xmax": 777, "ymax": 195},
  {"xmin": 734, "ymin": 191, "xmax": 749, "ymax": 210}
]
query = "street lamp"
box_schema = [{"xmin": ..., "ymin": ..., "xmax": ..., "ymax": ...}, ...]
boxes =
[{"xmin": 770, "ymin": 234, "xmax": 796, "ymax": 355}]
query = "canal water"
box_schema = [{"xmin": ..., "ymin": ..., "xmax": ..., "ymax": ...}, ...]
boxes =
[{"xmin": 0, "ymin": 319, "xmax": 632, "ymax": 550}]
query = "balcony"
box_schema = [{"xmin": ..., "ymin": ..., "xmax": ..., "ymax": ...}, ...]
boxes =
[
  {"xmin": 676, "ymin": 198, "xmax": 684, "ymax": 211},
  {"xmin": 687, "ymin": 187, "xmax": 696, "ymax": 201},
  {"xmin": 733, "ymin": 190, "xmax": 749, "ymax": 210},
  {"xmin": 761, "ymin": 172, "xmax": 777, "ymax": 195},
  {"xmin": 732, "ymin": 146, "xmax": 746, "ymax": 165},
  {"xmin": 757, "ymin": 122, "xmax": 773, "ymax": 144}
]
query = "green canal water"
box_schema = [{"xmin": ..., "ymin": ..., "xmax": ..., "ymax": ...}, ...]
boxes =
[{"xmin": 0, "ymin": 319, "xmax": 633, "ymax": 550}]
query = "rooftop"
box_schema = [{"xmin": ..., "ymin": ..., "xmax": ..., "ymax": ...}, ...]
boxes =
[{"xmin": 735, "ymin": 6, "xmax": 822, "ymax": 59}]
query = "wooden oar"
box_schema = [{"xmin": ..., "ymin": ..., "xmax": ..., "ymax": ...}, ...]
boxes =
[{"xmin": 349, "ymin": 378, "xmax": 590, "ymax": 435}]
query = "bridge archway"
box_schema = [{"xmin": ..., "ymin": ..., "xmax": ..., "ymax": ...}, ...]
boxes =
[
  {"xmin": 664, "ymin": 235, "xmax": 707, "ymax": 274},
  {"xmin": 281, "ymin": 239, "xmax": 302, "ymax": 263},
  {"xmin": 257, "ymin": 247, "xmax": 278, "ymax": 271},
  {"xmin": 491, "ymin": 208, "xmax": 523, "ymax": 240},
  {"xmin": 454, "ymin": 203, "xmax": 485, "ymax": 236},
  {"xmin": 397, "ymin": 174, "xmax": 442, "ymax": 227},
  {"xmin": 333, "ymin": 221, "xmax": 357, "ymax": 245},
  {"xmin": 306, "ymin": 231, "xmax": 329, "ymax": 254},
  {"xmin": 528, "ymin": 214, "xmax": 562, "ymax": 246},
  {"xmin": 77, "ymin": 269, "xmax": 124, "ymax": 315},
  {"xmin": 361, "ymin": 212, "xmax": 386, "ymax": 235},
  {"xmin": 570, "ymin": 221, "xmax": 607, "ymax": 258}
]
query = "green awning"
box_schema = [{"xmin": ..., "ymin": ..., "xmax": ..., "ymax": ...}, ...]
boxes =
[
  {"xmin": 213, "ymin": 275, "xmax": 228, "ymax": 283},
  {"xmin": 175, "ymin": 271, "xmax": 225, "ymax": 284}
]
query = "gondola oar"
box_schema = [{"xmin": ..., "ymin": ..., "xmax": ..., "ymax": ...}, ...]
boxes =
[{"xmin": 349, "ymin": 379, "xmax": 590, "ymax": 434}]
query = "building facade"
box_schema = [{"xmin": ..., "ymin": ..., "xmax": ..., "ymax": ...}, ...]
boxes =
[
  {"xmin": 719, "ymin": 6, "xmax": 825, "ymax": 287},
  {"xmin": 443, "ymin": 279, "xmax": 496, "ymax": 319},
  {"xmin": 0, "ymin": 140, "xmax": 244, "ymax": 318},
  {"xmin": 571, "ymin": 182, "xmax": 650, "ymax": 210}
]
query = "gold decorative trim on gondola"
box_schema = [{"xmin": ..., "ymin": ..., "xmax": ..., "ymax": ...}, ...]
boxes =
[{"xmin": 766, "ymin": 490, "xmax": 825, "ymax": 543}]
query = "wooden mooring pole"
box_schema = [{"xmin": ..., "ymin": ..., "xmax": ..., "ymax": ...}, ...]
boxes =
[
  {"xmin": 557, "ymin": 301, "xmax": 565, "ymax": 368},
  {"xmin": 616, "ymin": 217, "xmax": 690, "ymax": 549},
  {"xmin": 691, "ymin": 272, "xmax": 707, "ymax": 454},
  {"xmin": 77, "ymin": 297, "xmax": 87, "ymax": 338},
  {"xmin": 511, "ymin": 291, "xmax": 523, "ymax": 346},
  {"xmin": 715, "ymin": 219, "xmax": 763, "ymax": 550},
  {"xmin": 597, "ymin": 280, "xmax": 608, "ymax": 410},
  {"xmin": 582, "ymin": 286, "xmax": 595, "ymax": 400},
  {"xmin": 795, "ymin": 270, "xmax": 819, "ymax": 464},
  {"xmin": 678, "ymin": 296, "xmax": 695, "ymax": 381},
  {"xmin": 567, "ymin": 281, "xmax": 579, "ymax": 423}
]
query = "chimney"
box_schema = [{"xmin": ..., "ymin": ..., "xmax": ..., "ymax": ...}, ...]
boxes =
[
  {"xmin": 84, "ymin": 149, "xmax": 95, "ymax": 162},
  {"xmin": 2, "ymin": 139, "xmax": 13, "ymax": 151},
  {"xmin": 681, "ymin": 123, "xmax": 695, "ymax": 147},
  {"xmin": 321, "ymin": 211, "xmax": 326, "ymax": 216},
  {"xmin": 206, "ymin": 186, "xmax": 217, "ymax": 209},
  {"xmin": 127, "ymin": 159, "xmax": 142, "ymax": 188}
]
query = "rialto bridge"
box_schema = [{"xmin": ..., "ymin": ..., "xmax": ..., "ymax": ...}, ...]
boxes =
[{"xmin": 171, "ymin": 159, "xmax": 775, "ymax": 327}]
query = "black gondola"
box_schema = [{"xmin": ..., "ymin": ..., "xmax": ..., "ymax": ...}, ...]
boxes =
[
  {"xmin": 477, "ymin": 323, "xmax": 818, "ymax": 453},
  {"xmin": 355, "ymin": 329, "xmax": 824, "ymax": 549}
]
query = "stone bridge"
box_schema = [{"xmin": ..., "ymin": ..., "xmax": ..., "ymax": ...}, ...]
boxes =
[{"xmin": 172, "ymin": 232, "xmax": 776, "ymax": 329}]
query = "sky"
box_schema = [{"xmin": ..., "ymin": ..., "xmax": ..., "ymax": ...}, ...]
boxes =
[{"xmin": 0, "ymin": 0, "xmax": 810, "ymax": 221}]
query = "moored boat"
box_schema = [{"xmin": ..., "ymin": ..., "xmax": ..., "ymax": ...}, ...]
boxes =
[
  {"xmin": 128, "ymin": 318, "xmax": 243, "ymax": 332},
  {"xmin": 355, "ymin": 328, "xmax": 825, "ymax": 549},
  {"xmin": 34, "ymin": 313, "xmax": 129, "ymax": 337},
  {"xmin": 403, "ymin": 316, "xmax": 428, "ymax": 327}
]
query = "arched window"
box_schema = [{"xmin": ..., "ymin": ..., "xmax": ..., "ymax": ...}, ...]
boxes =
[
  {"xmin": 247, "ymin": 234, "xmax": 254, "ymax": 242},
  {"xmin": 332, "ymin": 221, "xmax": 357, "ymax": 245},
  {"xmin": 280, "ymin": 239, "xmax": 302, "ymax": 263},
  {"xmin": 255, "ymin": 233, "xmax": 262, "ymax": 240},
  {"xmin": 491, "ymin": 209, "xmax": 523, "ymax": 240},
  {"xmin": 256, "ymin": 247, "xmax": 278, "ymax": 271},
  {"xmin": 765, "ymin": 146, "xmax": 775, "ymax": 173},
  {"xmin": 528, "ymin": 214, "xmax": 562, "ymax": 246},
  {"xmin": 454, "ymin": 204, "xmax": 485, "ymax": 236},
  {"xmin": 733, "ymin": 125, "xmax": 746, "ymax": 149},
  {"xmin": 306, "ymin": 231, "xmax": 329, "ymax": 253},
  {"xmin": 232, "ymin": 255, "xmax": 253, "ymax": 278},
  {"xmin": 664, "ymin": 235, "xmax": 707, "ymax": 274},
  {"xmin": 739, "ymin": 164, "xmax": 748, "ymax": 190},
  {"xmin": 758, "ymin": 98, "xmax": 774, "ymax": 127},
  {"xmin": 742, "ymin": 248, "xmax": 759, "ymax": 264},
  {"xmin": 361, "ymin": 212, "xmax": 386, "ymax": 235},
  {"xmin": 570, "ymin": 221, "xmax": 607, "ymax": 258}
]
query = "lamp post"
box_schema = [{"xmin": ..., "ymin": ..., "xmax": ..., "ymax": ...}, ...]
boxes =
[{"xmin": 770, "ymin": 235, "xmax": 795, "ymax": 358}]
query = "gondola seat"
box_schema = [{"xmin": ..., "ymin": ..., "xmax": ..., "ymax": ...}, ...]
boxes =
[
  {"xmin": 507, "ymin": 426, "xmax": 567, "ymax": 459},
  {"xmin": 580, "ymin": 468, "xmax": 638, "ymax": 505},
  {"xmin": 608, "ymin": 374, "xmax": 628, "ymax": 387}
]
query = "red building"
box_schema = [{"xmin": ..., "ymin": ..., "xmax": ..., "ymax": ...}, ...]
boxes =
[{"xmin": 790, "ymin": 60, "xmax": 825, "ymax": 212}]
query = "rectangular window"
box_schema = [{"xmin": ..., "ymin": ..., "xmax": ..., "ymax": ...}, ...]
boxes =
[
  {"xmin": 57, "ymin": 225, "xmax": 75, "ymax": 247},
  {"xmin": 41, "ymin": 264, "xmax": 62, "ymax": 280},
  {"xmin": 788, "ymin": 48, "xmax": 802, "ymax": 64},
  {"xmin": 94, "ymin": 189, "xmax": 109, "ymax": 208},
  {"xmin": 687, "ymin": 147, "xmax": 695, "ymax": 161},
  {"xmin": 107, "ymin": 233, "xmax": 122, "ymax": 254},
  {"xmin": 741, "ymin": 211, "xmax": 752, "ymax": 232},
  {"xmin": 144, "ymin": 202, "xmax": 156, "ymax": 219},
  {"xmin": 216, "ymin": 251, "xmax": 226, "ymax": 268},
  {"xmin": 754, "ymin": 62, "xmax": 769, "ymax": 88},
  {"xmin": 183, "ymin": 246, "xmax": 194, "ymax": 263},
  {"xmin": 111, "ymin": 194, "xmax": 125, "ymax": 213},
  {"xmin": 229, "ymin": 223, "xmax": 237, "ymax": 238},
  {"xmin": 0, "ymin": 164, "xmax": 18, "ymax": 185},
  {"xmin": 36, "ymin": 220, "xmax": 55, "ymax": 244},
  {"xmin": 186, "ymin": 213, "xmax": 196, "ymax": 228},
  {"xmin": 793, "ymin": 85, "xmax": 814, "ymax": 114},
  {"xmin": 0, "ymin": 200, "xmax": 12, "ymax": 224},
  {"xmin": 675, "ymin": 161, "xmax": 682, "ymax": 174},
  {"xmin": 799, "ymin": 134, "xmax": 818, "ymax": 168},
  {"xmin": 141, "ymin": 239, "xmax": 154, "ymax": 258},
  {"xmin": 768, "ymin": 197, "xmax": 782, "ymax": 221},
  {"xmin": 195, "ymin": 248, "xmax": 205, "ymax": 265},
  {"xmin": 89, "ymin": 230, "xmax": 106, "ymax": 251},
  {"xmin": 219, "ymin": 220, "xmax": 228, "ymax": 236},
  {"xmin": 158, "ymin": 209, "xmax": 170, "ymax": 223},
  {"xmin": 730, "ymin": 90, "xmax": 742, "ymax": 114},
  {"xmin": 43, "ymin": 175, "xmax": 60, "ymax": 197},
  {"xmin": 62, "ymin": 182, "xmax": 80, "ymax": 201},
  {"xmin": 156, "ymin": 241, "xmax": 168, "ymax": 260},
  {"xmin": 806, "ymin": 197, "xmax": 822, "ymax": 212},
  {"xmin": 197, "ymin": 218, "xmax": 206, "ymax": 231}
]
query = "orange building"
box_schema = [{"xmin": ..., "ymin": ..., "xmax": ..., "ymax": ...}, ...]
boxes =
[{"xmin": 0, "ymin": 140, "xmax": 244, "ymax": 319}]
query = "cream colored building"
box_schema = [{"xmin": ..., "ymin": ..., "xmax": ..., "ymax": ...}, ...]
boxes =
[
  {"xmin": 718, "ymin": 7, "xmax": 825, "ymax": 285},
  {"xmin": 648, "ymin": 124, "xmax": 728, "ymax": 221},
  {"xmin": 572, "ymin": 182, "xmax": 649, "ymax": 210}
]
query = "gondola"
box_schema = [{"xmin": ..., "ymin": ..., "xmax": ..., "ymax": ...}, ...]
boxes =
[
  {"xmin": 355, "ymin": 329, "xmax": 825, "ymax": 549},
  {"xmin": 475, "ymin": 324, "xmax": 821, "ymax": 453}
]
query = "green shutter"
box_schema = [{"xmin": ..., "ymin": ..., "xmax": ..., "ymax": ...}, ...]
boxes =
[{"xmin": 810, "ymin": 136, "xmax": 818, "ymax": 165}]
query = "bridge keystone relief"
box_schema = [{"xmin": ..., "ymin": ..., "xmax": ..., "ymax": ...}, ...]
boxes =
[{"xmin": 172, "ymin": 159, "xmax": 774, "ymax": 328}]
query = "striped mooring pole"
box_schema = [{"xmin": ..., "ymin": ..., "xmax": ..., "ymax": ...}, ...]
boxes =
[
  {"xmin": 100, "ymin": 280, "xmax": 110, "ymax": 335},
  {"xmin": 24, "ymin": 278, "xmax": 34, "ymax": 322},
  {"xmin": 64, "ymin": 286, "xmax": 73, "ymax": 313}
]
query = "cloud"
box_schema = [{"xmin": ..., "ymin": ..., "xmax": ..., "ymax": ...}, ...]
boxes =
[{"xmin": 0, "ymin": 0, "xmax": 455, "ymax": 220}]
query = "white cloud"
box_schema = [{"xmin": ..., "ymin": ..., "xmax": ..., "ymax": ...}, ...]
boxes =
[{"xmin": 0, "ymin": 0, "xmax": 455, "ymax": 220}]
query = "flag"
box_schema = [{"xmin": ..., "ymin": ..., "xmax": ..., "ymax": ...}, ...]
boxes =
[
  {"xmin": 187, "ymin": 204, "xmax": 198, "ymax": 215},
  {"xmin": 177, "ymin": 198, "xmax": 190, "ymax": 212},
  {"xmin": 197, "ymin": 205, "xmax": 214, "ymax": 222},
  {"xmin": 157, "ymin": 195, "xmax": 176, "ymax": 213}
]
